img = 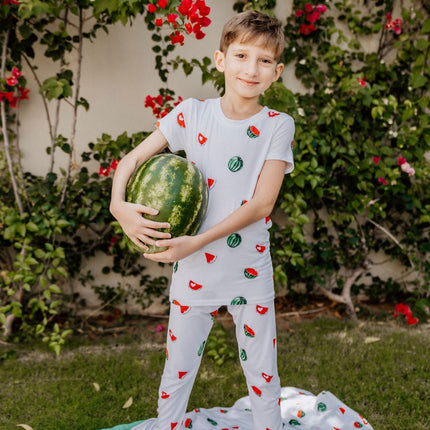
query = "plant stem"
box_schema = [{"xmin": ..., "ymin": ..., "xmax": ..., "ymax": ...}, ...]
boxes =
[{"xmin": 60, "ymin": 6, "xmax": 84, "ymax": 208}]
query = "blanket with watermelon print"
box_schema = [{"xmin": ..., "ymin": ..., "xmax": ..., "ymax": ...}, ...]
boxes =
[{"xmin": 99, "ymin": 386, "xmax": 373, "ymax": 430}]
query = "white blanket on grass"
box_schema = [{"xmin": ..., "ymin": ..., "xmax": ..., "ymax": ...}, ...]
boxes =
[{"xmin": 128, "ymin": 386, "xmax": 373, "ymax": 430}]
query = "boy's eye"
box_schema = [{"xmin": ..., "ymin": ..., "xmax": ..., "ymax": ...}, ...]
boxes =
[
  {"xmin": 236, "ymin": 53, "xmax": 245, "ymax": 59},
  {"xmin": 261, "ymin": 58, "xmax": 273, "ymax": 64}
]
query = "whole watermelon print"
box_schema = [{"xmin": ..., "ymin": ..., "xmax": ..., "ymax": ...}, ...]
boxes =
[{"xmin": 125, "ymin": 154, "xmax": 208, "ymax": 253}]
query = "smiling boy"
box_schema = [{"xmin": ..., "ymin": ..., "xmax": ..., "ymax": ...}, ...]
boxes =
[{"xmin": 110, "ymin": 10, "xmax": 295, "ymax": 429}]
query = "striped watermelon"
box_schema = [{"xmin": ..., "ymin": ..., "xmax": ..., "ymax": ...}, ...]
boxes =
[{"xmin": 126, "ymin": 154, "xmax": 208, "ymax": 253}]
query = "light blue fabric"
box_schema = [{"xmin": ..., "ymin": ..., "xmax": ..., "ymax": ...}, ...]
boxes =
[{"xmin": 98, "ymin": 420, "xmax": 146, "ymax": 430}]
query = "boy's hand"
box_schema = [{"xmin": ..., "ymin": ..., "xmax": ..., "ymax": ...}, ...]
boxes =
[
  {"xmin": 143, "ymin": 235, "xmax": 201, "ymax": 263},
  {"xmin": 112, "ymin": 201, "xmax": 171, "ymax": 251}
]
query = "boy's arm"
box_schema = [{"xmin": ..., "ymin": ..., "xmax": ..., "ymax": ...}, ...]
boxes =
[
  {"xmin": 144, "ymin": 159, "xmax": 287, "ymax": 263},
  {"xmin": 110, "ymin": 129, "xmax": 171, "ymax": 251}
]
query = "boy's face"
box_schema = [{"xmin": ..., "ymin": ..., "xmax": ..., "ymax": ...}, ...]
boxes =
[{"xmin": 214, "ymin": 37, "xmax": 284, "ymax": 102}]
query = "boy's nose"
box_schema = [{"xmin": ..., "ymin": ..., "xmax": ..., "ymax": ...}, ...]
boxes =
[{"xmin": 245, "ymin": 60, "xmax": 258, "ymax": 76}]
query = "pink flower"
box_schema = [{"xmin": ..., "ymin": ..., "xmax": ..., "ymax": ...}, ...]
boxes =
[
  {"xmin": 378, "ymin": 177, "xmax": 388, "ymax": 185},
  {"xmin": 372, "ymin": 156, "xmax": 381, "ymax": 165},
  {"xmin": 154, "ymin": 324, "xmax": 165, "ymax": 332},
  {"xmin": 147, "ymin": 4, "xmax": 157, "ymax": 13},
  {"xmin": 299, "ymin": 23, "xmax": 316, "ymax": 35},
  {"xmin": 315, "ymin": 4, "xmax": 327, "ymax": 13},
  {"xmin": 397, "ymin": 156, "xmax": 406, "ymax": 165},
  {"xmin": 401, "ymin": 162, "xmax": 415, "ymax": 176},
  {"xmin": 296, "ymin": 9, "xmax": 304, "ymax": 17}
]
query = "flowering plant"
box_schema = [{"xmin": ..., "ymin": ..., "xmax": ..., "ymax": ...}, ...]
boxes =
[{"xmin": 394, "ymin": 303, "xmax": 419, "ymax": 325}]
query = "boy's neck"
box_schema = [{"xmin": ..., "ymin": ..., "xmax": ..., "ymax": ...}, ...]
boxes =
[{"xmin": 220, "ymin": 95, "xmax": 263, "ymax": 120}]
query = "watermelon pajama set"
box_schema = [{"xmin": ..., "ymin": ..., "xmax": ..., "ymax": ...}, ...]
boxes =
[
  {"xmin": 111, "ymin": 99, "xmax": 374, "ymax": 430},
  {"xmin": 153, "ymin": 97, "xmax": 294, "ymax": 430}
]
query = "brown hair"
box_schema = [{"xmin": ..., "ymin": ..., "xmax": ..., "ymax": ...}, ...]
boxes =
[{"xmin": 219, "ymin": 10, "xmax": 284, "ymax": 62}]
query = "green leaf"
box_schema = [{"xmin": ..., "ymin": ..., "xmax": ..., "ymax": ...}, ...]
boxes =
[
  {"xmin": 411, "ymin": 74, "xmax": 428, "ymax": 89},
  {"xmin": 421, "ymin": 19, "xmax": 430, "ymax": 35}
]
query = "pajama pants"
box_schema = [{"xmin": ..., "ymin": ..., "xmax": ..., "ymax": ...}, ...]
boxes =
[{"xmin": 155, "ymin": 300, "xmax": 282, "ymax": 430}]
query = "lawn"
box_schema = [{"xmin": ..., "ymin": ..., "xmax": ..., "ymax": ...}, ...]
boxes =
[{"xmin": 0, "ymin": 315, "xmax": 429, "ymax": 430}]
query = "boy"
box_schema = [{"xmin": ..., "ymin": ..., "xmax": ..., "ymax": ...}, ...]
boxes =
[{"xmin": 110, "ymin": 10, "xmax": 294, "ymax": 429}]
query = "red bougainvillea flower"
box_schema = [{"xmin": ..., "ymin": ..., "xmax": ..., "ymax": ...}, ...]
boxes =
[
  {"xmin": 167, "ymin": 13, "xmax": 178, "ymax": 23},
  {"xmin": 147, "ymin": 3, "xmax": 157, "ymax": 13},
  {"xmin": 99, "ymin": 166, "xmax": 111, "ymax": 177},
  {"xmin": 3, "ymin": 0, "xmax": 20, "ymax": 4},
  {"xmin": 6, "ymin": 76, "xmax": 18, "ymax": 86},
  {"xmin": 145, "ymin": 93, "xmax": 183, "ymax": 119},
  {"xmin": 357, "ymin": 76, "xmax": 366, "ymax": 87},
  {"xmin": 156, "ymin": 18, "xmax": 163, "ymax": 26},
  {"xmin": 157, "ymin": 0, "xmax": 167, "ymax": 9},
  {"xmin": 397, "ymin": 156, "xmax": 407, "ymax": 165},
  {"xmin": 170, "ymin": 30, "xmax": 185, "ymax": 45},
  {"xmin": 378, "ymin": 177, "xmax": 388, "ymax": 185},
  {"xmin": 295, "ymin": 3, "xmax": 327, "ymax": 35},
  {"xmin": 385, "ymin": 12, "xmax": 402, "ymax": 35},
  {"xmin": 372, "ymin": 156, "xmax": 380, "ymax": 165},
  {"xmin": 394, "ymin": 303, "xmax": 419, "ymax": 325},
  {"xmin": 110, "ymin": 158, "xmax": 119, "ymax": 170},
  {"xmin": 304, "ymin": 3, "xmax": 314, "ymax": 13},
  {"xmin": 12, "ymin": 66, "xmax": 22, "ymax": 78},
  {"xmin": 299, "ymin": 24, "xmax": 316, "ymax": 35}
]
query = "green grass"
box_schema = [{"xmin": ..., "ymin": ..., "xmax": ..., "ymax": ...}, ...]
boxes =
[{"xmin": 0, "ymin": 317, "xmax": 429, "ymax": 429}]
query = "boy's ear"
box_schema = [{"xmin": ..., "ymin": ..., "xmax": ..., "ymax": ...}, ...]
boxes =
[
  {"xmin": 273, "ymin": 63, "xmax": 284, "ymax": 82},
  {"xmin": 214, "ymin": 50, "xmax": 225, "ymax": 72}
]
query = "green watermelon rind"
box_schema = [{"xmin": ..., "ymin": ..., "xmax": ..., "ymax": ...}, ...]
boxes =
[{"xmin": 125, "ymin": 154, "xmax": 208, "ymax": 254}]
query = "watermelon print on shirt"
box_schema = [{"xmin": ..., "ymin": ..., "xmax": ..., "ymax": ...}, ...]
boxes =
[{"xmin": 157, "ymin": 98, "xmax": 295, "ymax": 307}]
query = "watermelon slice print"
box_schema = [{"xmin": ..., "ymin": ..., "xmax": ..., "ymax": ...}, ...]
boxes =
[
  {"xmin": 247, "ymin": 125, "xmax": 260, "ymax": 138},
  {"xmin": 231, "ymin": 296, "xmax": 247, "ymax": 305},
  {"xmin": 173, "ymin": 299, "xmax": 190, "ymax": 314},
  {"xmin": 251, "ymin": 385, "xmax": 262, "ymax": 397},
  {"xmin": 273, "ymin": 338, "xmax": 276, "ymax": 348},
  {"xmin": 354, "ymin": 423, "xmax": 363, "ymax": 428},
  {"xmin": 268, "ymin": 111, "xmax": 280, "ymax": 117},
  {"xmin": 171, "ymin": 423, "xmax": 178, "ymax": 430},
  {"xmin": 177, "ymin": 112, "xmax": 185, "ymax": 128},
  {"xmin": 240, "ymin": 348, "xmax": 247, "ymax": 361},
  {"xmin": 173, "ymin": 262, "xmax": 178, "ymax": 273},
  {"xmin": 228, "ymin": 156, "xmax": 244, "ymax": 172},
  {"xmin": 178, "ymin": 371, "xmax": 188, "ymax": 379},
  {"xmin": 198, "ymin": 133, "xmax": 207, "ymax": 145},
  {"xmin": 207, "ymin": 178, "xmax": 215, "ymax": 190},
  {"xmin": 317, "ymin": 402, "xmax": 327, "ymax": 412},
  {"xmin": 189, "ymin": 280, "xmax": 203, "ymax": 290},
  {"xmin": 161, "ymin": 391, "xmax": 170, "ymax": 399},
  {"xmin": 241, "ymin": 199, "xmax": 248, "ymax": 206},
  {"xmin": 339, "ymin": 407, "xmax": 346, "ymax": 414},
  {"xmin": 197, "ymin": 340, "xmax": 206, "ymax": 356},
  {"xmin": 262, "ymin": 372, "xmax": 273, "ymax": 383},
  {"xmin": 210, "ymin": 310, "xmax": 218, "ymax": 321},
  {"xmin": 205, "ymin": 252, "xmax": 217, "ymax": 264},
  {"xmin": 297, "ymin": 410, "xmax": 305, "ymax": 418},
  {"xmin": 256, "ymin": 305, "xmax": 269, "ymax": 315},
  {"xmin": 207, "ymin": 418, "xmax": 218, "ymax": 426},
  {"xmin": 244, "ymin": 324, "xmax": 255, "ymax": 338},
  {"xmin": 265, "ymin": 216, "xmax": 271, "ymax": 224},
  {"xmin": 244, "ymin": 267, "xmax": 258, "ymax": 279},
  {"xmin": 169, "ymin": 329, "xmax": 177, "ymax": 341},
  {"xmin": 256, "ymin": 244, "xmax": 266, "ymax": 253},
  {"xmin": 288, "ymin": 419, "xmax": 300, "ymax": 426},
  {"xmin": 184, "ymin": 418, "xmax": 192, "ymax": 428},
  {"xmin": 227, "ymin": 233, "xmax": 242, "ymax": 248}
]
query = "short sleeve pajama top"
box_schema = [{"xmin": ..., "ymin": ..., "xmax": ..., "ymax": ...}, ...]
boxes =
[{"xmin": 157, "ymin": 98, "xmax": 295, "ymax": 307}]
